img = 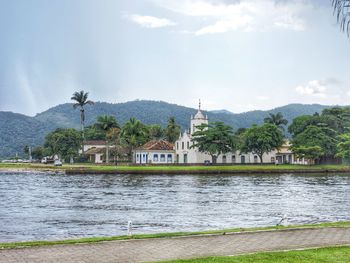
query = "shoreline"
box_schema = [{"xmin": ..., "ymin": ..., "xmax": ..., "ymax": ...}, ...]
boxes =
[
  {"xmin": 2, "ymin": 164, "xmax": 350, "ymax": 175},
  {"xmin": 1, "ymin": 221, "xmax": 350, "ymax": 249}
]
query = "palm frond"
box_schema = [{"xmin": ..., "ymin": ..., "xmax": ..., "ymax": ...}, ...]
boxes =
[{"xmin": 332, "ymin": 0, "xmax": 350, "ymax": 38}]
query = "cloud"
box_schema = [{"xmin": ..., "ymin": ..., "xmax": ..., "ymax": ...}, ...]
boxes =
[
  {"xmin": 256, "ymin": 95, "xmax": 270, "ymax": 101},
  {"xmin": 153, "ymin": 0, "xmax": 308, "ymax": 35},
  {"xmin": 125, "ymin": 14, "xmax": 176, "ymax": 28},
  {"xmin": 295, "ymin": 79, "xmax": 332, "ymax": 98}
]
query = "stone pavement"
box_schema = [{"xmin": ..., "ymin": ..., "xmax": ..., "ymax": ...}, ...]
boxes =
[{"xmin": 1, "ymin": 227, "xmax": 350, "ymax": 263}]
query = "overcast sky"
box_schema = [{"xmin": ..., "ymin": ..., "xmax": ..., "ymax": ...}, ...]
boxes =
[{"xmin": 0, "ymin": 0, "xmax": 350, "ymax": 116}]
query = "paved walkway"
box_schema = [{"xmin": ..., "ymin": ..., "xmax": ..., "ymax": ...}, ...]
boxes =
[{"xmin": 1, "ymin": 227, "xmax": 350, "ymax": 263}]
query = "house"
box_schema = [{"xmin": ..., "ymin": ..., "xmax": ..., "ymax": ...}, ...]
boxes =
[
  {"xmin": 81, "ymin": 140, "xmax": 107, "ymax": 154},
  {"xmin": 133, "ymin": 140, "xmax": 175, "ymax": 164},
  {"xmin": 175, "ymin": 102, "xmax": 276, "ymax": 164}
]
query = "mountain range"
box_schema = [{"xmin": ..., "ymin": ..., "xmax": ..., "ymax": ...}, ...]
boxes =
[{"xmin": 0, "ymin": 100, "xmax": 333, "ymax": 158}]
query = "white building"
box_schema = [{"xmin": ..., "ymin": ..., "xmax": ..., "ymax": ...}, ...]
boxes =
[
  {"xmin": 134, "ymin": 140, "xmax": 176, "ymax": 164},
  {"xmin": 175, "ymin": 102, "xmax": 277, "ymax": 164}
]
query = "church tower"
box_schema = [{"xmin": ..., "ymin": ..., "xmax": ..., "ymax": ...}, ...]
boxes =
[{"xmin": 190, "ymin": 99, "xmax": 208, "ymax": 135}]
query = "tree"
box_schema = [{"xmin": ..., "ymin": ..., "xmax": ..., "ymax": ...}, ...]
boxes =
[
  {"xmin": 264, "ymin": 112, "xmax": 288, "ymax": 131},
  {"xmin": 332, "ymin": 0, "xmax": 350, "ymax": 38},
  {"xmin": 336, "ymin": 131, "xmax": 350, "ymax": 159},
  {"xmin": 291, "ymin": 125, "xmax": 339, "ymax": 160},
  {"xmin": 165, "ymin": 117, "xmax": 181, "ymax": 143},
  {"xmin": 44, "ymin": 128, "xmax": 82, "ymax": 163},
  {"xmin": 147, "ymin": 124, "xmax": 164, "ymax": 140},
  {"xmin": 191, "ymin": 122, "xmax": 236, "ymax": 164},
  {"xmin": 95, "ymin": 115, "xmax": 120, "ymax": 133},
  {"xmin": 241, "ymin": 123, "xmax": 284, "ymax": 163},
  {"xmin": 94, "ymin": 115, "xmax": 120, "ymax": 163},
  {"xmin": 292, "ymin": 146, "xmax": 324, "ymax": 165},
  {"xmin": 31, "ymin": 146, "xmax": 45, "ymax": 160},
  {"xmin": 71, "ymin": 90, "xmax": 94, "ymax": 153},
  {"xmin": 107, "ymin": 127, "xmax": 122, "ymax": 163},
  {"xmin": 120, "ymin": 118, "xmax": 149, "ymax": 159}
]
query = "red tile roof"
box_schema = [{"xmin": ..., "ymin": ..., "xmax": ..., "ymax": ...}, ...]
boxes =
[{"xmin": 136, "ymin": 140, "xmax": 174, "ymax": 151}]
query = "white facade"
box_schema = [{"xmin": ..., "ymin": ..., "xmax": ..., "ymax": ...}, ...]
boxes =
[
  {"xmin": 134, "ymin": 150, "xmax": 175, "ymax": 164},
  {"xmin": 175, "ymin": 103, "xmax": 278, "ymax": 164}
]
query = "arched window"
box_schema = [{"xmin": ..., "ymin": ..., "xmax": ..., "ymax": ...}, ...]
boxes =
[
  {"xmin": 182, "ymin": 142, "xmax": 184, "ymax": 150},
  {"xmin": 232, "ymin": 155, "xmax": 236, "ymax": 163},
  {"xmin": 222, "ymin": 155, "xmax": 227, "ymax": 163},
  {"xmin": 254, "ymin": 156, "xmax": 258, "ymax": 163},
  {"xmin": 241, "ymin": 155, "xmax": 245, "ymax": 164},
  {"xmin": 187, "ymin": 141, "xmax": 190, "ymax": 149}
]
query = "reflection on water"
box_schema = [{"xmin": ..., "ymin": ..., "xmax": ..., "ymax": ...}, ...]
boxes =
[{"xmin": 0, "ymin": 171, "xmax": 349, "ymax": 242}]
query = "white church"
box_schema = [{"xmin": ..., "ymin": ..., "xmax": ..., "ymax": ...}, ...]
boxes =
[
  {"xmin": 174, "ymin": 102, "xmax": 277, "ymax": 164},
  {"xmin": 133, "ymin": 101, "xmax": 296, "ymax": 165}
]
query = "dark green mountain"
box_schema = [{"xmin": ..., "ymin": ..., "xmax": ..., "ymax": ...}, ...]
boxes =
[{"xmin": 0, "ymin": 100, "xmax": 332, "ymax": 158}]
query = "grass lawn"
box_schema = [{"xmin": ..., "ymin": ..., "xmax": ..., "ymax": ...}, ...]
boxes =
[
  {"xmin": 159, "ymin": 246, "xmax": 350, "ymax": 263},
  {"xmin": 2, "ymin": 163, "xmax": 350, "ymax": 173},
  {"xmin": 1, "ymin": 221, "xmax": 350, "ymax": 249}
]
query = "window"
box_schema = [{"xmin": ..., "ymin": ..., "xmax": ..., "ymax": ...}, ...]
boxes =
[
  {"xmin": 184, "ymin": 154, "xmax": 188, "ymax": 163},
  {"xmin": 254, "ymin": 156, "xmax": 258, "ymax": 163},
  {"xmin": 153, "ymin": 154, "xmax": 159, "ymax": 162},
  {"xmin": 182, "ymin": 142, "xmax": 184, "ymax": 150},
  {"xmin": 192, "ymin": 124, "xmax": 195, "ymax": 133},
  {"xmin": 160, "ymin": 154, "xmax": 166, "ymax": 162},
  {"xmin": 136, "ymin": 154, "xmax": 139, "ymax": 162},
  {"xmin": 176, "ymin": 142, "xmax": 179, "ymax": 150},
  {"xmin": 232, "ymin": 155, "xmax": 236, "ymax": 163},
  {"xmin": 187, "ymin": 141, "xmax": 190, "ymax": 149},
  {"xmin": 167, "ymin": 154, "xmax": 172, "ymax": 163},
  {"xmin": 241, "ymin": 155, "xmax": 245, "ymax": 164},
  {"xmin": 271, "ymin": 157, "xmax": 275, "ymax": 163},
  {"xmin": 222, "ymin": 155, "xmax": 227, "ymax": 163}
]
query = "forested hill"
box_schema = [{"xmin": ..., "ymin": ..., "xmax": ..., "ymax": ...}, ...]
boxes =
[{"xmin": 0, "ymin": 100, "xmax": 332, "ymax": 158}]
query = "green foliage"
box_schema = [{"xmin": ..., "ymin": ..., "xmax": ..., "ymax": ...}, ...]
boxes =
[
  {"xmin": 292, "ymin": 146, "xmax": 324, "ymax": 163},
  {"xmin": 337, "ymin": 132, "xmax": 350, "ymax": 159},
  {"xmin": 31, "ymin": 146, "xmax": 45, "ymax": 160},
  {"xmin": 0, "ymin": 101, "xmax": 334, "ymax": 158},
  {"xmin": 241, "ymin": 124, "xmax": 284, "ymax": 163},
  {"xmin": 120, "ymin": 118, "xmax": 149, "ymax": 157},
  {"xmin": 165, "ymin": 117, "xmax": 181, "ymax": 143},
  {"xmin": 191, "ymin": 122, "xmax": 236, "ymax": 163},
  {"xmin": 291, "ymin": 125, "xmax": 339, "ymax": 158},
  {"xmin": 44, "ymin": 128, "xmax": 82, "ymax": 161},
  {"xmin": 264, "ymin": 112, "xmax": 288, "ymax": 131},
  {"xmin": 147, "ymin": 124, "xmax": 165, "ymax": 140}
]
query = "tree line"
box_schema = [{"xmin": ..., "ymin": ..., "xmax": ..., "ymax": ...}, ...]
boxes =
[{"xmin": 25, "ymin": 91, "xmax": 350, "ymax": 165}]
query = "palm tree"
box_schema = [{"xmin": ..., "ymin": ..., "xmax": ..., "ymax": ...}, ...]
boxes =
[
  {"xmin": 71, "ymin": 90, "xmax": 94, "ymax": 154},
  {"xmin": 264, "ymin": 112, "xmax": 288, "ymax": 131},
  {"xmin": 165, "ymin": 117, "xmax": 181, "ymax": 143},
  {"xmin": 95, "ymin": 115, "xmax": 120, "ymax": 132},
  {"xmin": 121, "ymin": 118, "xmax": 148, "ymax": 160},
  {"xmin": 332, "ymin": 0, "xmax": 350, "ymax": 38},
  {"xmin": 95, "ymin": 115, "xmax": 120, "ymax": 163}
]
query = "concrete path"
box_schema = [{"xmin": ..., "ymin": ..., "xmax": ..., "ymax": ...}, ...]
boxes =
[{"xmin": 1, "ymin": 227, "xmax": 350, "ymax": 263}]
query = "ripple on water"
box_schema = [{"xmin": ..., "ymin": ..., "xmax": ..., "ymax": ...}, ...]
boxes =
[{"xmin": 0, "ymin": 172, "xmax": 350, "ymax": 242}]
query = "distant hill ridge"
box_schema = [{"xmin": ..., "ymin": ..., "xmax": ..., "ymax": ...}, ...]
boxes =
[{"xmin": 0, "ymin": 100, "xmax": 334, "ymax": 158}]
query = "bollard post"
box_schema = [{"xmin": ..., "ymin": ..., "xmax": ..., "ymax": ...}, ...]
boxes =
[{"xmin": 127, "ymin": 221, "xmax": 132, "ymax": 237}]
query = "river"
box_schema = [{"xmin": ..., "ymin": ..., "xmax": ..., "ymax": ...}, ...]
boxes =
[{"xmin": 0, "ymin": 171, "xmax": 349, "ymax": 242}]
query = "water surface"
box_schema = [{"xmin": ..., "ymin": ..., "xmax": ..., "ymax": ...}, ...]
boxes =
[{"xmin": 0, "ymin": 171, "xmax": 349, "ymax": 242}]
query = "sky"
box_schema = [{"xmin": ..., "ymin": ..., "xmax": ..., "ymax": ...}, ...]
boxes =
[{"xmin": 0, "ymin": 0, "xmax": 350, "ymax": 116}]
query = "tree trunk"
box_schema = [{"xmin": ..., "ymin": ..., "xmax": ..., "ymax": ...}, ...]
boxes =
[
  {"xmin": 80, "ymin": 108, "xmax": 85, "ymax": 156},
  {"xmin": 106, "ymin": 141, "xmax": 109, "ymax": 164},
  {"xmin": 259, "ymin": 154, "xmax": 264, "ymax": 164}
]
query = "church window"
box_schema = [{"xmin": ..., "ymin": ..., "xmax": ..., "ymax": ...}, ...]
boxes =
[
  {"xmin": 232, "ymin": 155, "xmax": 236, "ymax": 163},
  {"xmin": 254, "ymin": 156, "xmax": 258, "ymax": 163},
  {"xmin": 176, "ymin": 142, "xmax": 179, "ymax": 150},
  {"xmin": 187, "ymin": 141, "xmax": 190, "ymax": 149},
  {"xmin": 182, "ymin": 142, "xmax": 184, "ymax": 150},
  {"xmin": 222, "ymin": 155, "xmax": 227, "ymax": 163},
  {"xmin": 160, "ymin": 154, "xmax": 166, "ymax": 162}
]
